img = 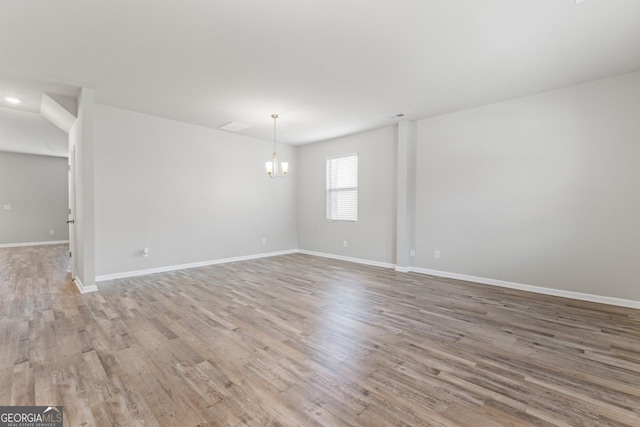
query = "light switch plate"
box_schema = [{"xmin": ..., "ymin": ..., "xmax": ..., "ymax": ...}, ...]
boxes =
[{"xmin": 3, "ymin": 204, "xmax": 10, "ymax": 210}]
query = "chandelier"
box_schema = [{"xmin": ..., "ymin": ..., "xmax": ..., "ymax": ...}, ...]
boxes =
[{"xmin": 265, "ymin": 114, "xmax": 288, "ymax": 178}]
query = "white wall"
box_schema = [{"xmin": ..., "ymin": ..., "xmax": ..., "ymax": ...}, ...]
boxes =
[
  {"xmin": 414, "ymin": 72, "xmax": 640, "ymax": 301},
  {"xmin": 71, "ymin": 88, "xmax": 97, "ymax": 291},
  {"xmin": 297, "ymin": 126, "xmax": 396, "ymax": 264},
  {"xmin": 94, "ymin": 105, "xmax": 297, "ymax": 276},
  {"xmin": 0, "ymin": 151, "xmax": 69, "ymax": 244}
]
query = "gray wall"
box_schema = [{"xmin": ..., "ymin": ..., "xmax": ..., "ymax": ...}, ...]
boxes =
[
  {"xmin": 415, "ymin": 71, "xmax": 640, "ymax": 301},
  {"xmin": 0, "ymin": 151, "xmax": 69, "ymax": 244},
  {"xmin": 297, "ymin": 126, "xmax": 396, "ymax": 264},
  {"xmin": 94, "ymin": 105, "xmax": 298, "ymax": 276},
  {"xmin": 296, "ymin": 71, "xmax": 640, "ymax": 302}
]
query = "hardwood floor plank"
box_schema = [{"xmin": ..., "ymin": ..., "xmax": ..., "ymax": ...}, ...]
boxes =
[{"xmin": 1, "ymin": 244, "xmax": 639, "ymax": 426}]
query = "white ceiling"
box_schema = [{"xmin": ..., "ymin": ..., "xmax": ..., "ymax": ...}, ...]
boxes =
[
  {"xmin": 0, "ymin": 107, "xmax": 68, "ymax": 157},
  {"xmin": 1, "ymin": 0, "xmax": 639, "ymax": 145},
  {"xmin": 0, "ymin": 76, "xmax": 79, "ymax": 114}
]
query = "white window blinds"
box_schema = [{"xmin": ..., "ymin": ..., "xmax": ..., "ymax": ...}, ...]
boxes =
[{"xmin": 326, "ymin": 154, "xmax": 358, "ymax": 221}]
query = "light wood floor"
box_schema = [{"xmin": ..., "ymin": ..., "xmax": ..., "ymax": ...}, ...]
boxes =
[{"xmin": 1, "ymin": 245, "xmax": 639, "ymax": 426}]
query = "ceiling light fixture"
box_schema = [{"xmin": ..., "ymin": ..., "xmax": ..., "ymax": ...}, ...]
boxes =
[
  {"xmin": 265, "ymin": 114, "xmax": 288, "ymax": 178},
  {"xmin": 4, "ymin": 96, "xmax": 21, "ymax": 104}
]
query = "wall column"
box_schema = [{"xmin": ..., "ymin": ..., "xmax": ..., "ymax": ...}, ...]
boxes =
[
  {"xmin": 71, "ymin": 88, "xmax": 97, "ymax": 293},
  {"xmin": 395, "ymin": 120, "xmax": 416, "ymax": 271}
]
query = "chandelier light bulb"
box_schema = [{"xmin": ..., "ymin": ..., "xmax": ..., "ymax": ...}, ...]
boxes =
[{"xmin": 265, "ymin": 114, "xmax": 288, "ymax": 178}]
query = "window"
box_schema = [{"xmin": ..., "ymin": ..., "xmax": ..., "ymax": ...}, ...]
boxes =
[{"xmin": 326, "ymin": 154, "xmax": 358, "ymax": 221}]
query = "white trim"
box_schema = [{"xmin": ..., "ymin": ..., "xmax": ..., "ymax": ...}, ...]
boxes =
[
  {"xmin": 299, "ymin": 252, "xmax": 638, "ymax": 309},
  {"xmin": 95, "ymin": 249, "xmax": 298, "ymax": 282},
  {"xmin": 408, "ymin": 266, "xmax": 640, "ymax": 310},
  {"xmin": 297, "ymin": 249, "xmax": 395, "ymax": 269},
  {"xmin": 325, "ymin": 152, "xmax": 358, "ymax": 160},
  {"xmin": 74, "ymin": 277, "xmax": 98, "ymax": 294},
  {"xmin": 0, "ymin": 240, "xmax": 69, "ymax": 248},
  {"xmin": 91, "ymin": 247, "xmax": 639, "ymax": 310}
]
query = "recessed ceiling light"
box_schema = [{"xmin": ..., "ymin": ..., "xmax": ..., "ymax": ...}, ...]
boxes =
[
  {"xmin": 4, "ymin": 96, "xmax": 22, "ymax": 104},
  {"xmin": 219, "ymin": 121, "xmax": 250, "ymax": 132}
]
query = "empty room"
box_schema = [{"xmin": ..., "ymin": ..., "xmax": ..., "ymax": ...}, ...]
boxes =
[{"xmin": 1, "ymin": 1, "xmax": 639, "ymax": 426}]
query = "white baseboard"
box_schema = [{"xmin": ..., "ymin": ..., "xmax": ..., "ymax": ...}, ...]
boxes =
[
  {"xmin": 90, "ymin": 246, "xmax": 639, "ymax": 310},
  {"xmin": 297, "ymin": 249, "xmax": 396, "ymax": 269},
  {"xmin": 74, "ymin": 277, "xmax": 98, "ymax": 294},
  {"xmin": 95, "ymin": 249, "xmax": 298, "ymax": 282},
  {"xmin": 408, "ymin": 266, "xmax": 640, "ymax": 310},
  {"xmin": 0, "ymin": 240, "xmax": 69, "ymax": 248},
  {"xmin": 299, "ymin": 251, "xmax": 638, "ymax": 309}
]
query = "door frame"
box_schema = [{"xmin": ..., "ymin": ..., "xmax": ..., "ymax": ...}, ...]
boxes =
[{"xmin": 68, "ymin": 145, "xmax": 77, "ymax": 279}]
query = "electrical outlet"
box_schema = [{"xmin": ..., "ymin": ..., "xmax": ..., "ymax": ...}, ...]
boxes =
[
  {"xmin": 49, "ymin": 230, "xmax": 55, "ymax": 235},
  {"xmin": 262, "ymin": 237, "xmax": 267, "ymax": 245},
  {"xmin": 434, "ymin": 250, "xmax": 440, "ymax": 259},
  {"xmin": 142, "ymin": 248, "xmax": 149, "ymax": 258},
  {"xmin": 410, "ymin": 249, "xmax": 415, "ymax": 257},
  {"xmin": 3, "ymin": 204, "xmax": 10, "ymax": 210},
  {"xmin": 343, "ymin": 240, "xmax": 348, "ymax": 247}
]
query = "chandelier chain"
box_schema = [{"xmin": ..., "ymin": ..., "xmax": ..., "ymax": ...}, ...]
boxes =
[{"xmin": 273, "ymin": 114, "xmax": 277, "ymax": 153}]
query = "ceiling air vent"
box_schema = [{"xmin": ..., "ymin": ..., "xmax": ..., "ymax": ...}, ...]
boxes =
[
  {"xmin": 219, "ymin": 121, "xmax": 250, "ymax": 132},
  {"xmin": 391, "ymin": 113, "xmax": 405, "ymax": 119}
]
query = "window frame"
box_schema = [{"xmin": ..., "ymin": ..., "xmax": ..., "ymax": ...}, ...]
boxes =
[{"xmin": 325, "ymin": 153, "xmax": 358, "ymax": 222}]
